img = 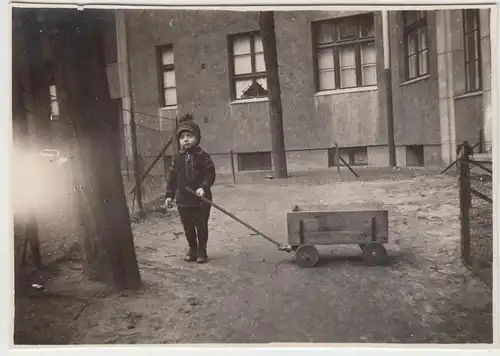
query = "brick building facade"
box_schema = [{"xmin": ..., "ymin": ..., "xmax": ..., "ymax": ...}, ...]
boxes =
[{"xmin": 109, "ymin": 9, "xmax": 493, "ymax": 174}]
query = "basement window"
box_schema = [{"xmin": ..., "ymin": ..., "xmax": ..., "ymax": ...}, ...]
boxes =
[
  {"xmin": 238, "ymin": 152, "xmax": 272, "ymax": 171},
  {"xmin": 329, "ymin": 146, "xmax": 368, "ymax": 167},
  {"xmin": 406, "ymin": 145, "xmax": 424, "ymax": 166}
]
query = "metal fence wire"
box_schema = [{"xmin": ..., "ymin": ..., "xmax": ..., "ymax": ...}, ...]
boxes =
[{"xmin": 121, "ymin": 115, "xmax": 176, "ymax": 213}]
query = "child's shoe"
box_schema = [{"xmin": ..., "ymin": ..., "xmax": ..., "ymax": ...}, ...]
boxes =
[
  {"xmin": 197, "ymin": 249, "xmax": 208, "ymax": 264},
  {"xmin": 184, "ymin": 248, "xmax": 197, "ymax": 262}
]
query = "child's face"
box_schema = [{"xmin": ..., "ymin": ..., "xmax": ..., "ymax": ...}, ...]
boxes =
[{"xmin": 179, "ymin": 131, "xmax": 198, "ymax": 149}]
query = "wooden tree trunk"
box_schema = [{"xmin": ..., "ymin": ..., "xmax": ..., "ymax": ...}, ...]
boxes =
[
  {"xmin": 42, "ymin": 8, "xmax": 141, "ymax": 289},
  {"xmin": 259, "ymin": 11, "xmax": 288, "ymax": 178}
]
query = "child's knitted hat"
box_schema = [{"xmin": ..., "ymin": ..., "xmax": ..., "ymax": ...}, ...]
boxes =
[{"xmin": 177, "ymin": 114, "xmax": 201, "ymax": 144}]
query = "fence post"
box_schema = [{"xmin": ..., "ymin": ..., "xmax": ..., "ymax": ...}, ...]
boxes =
[
  {"xmin": 335, "ymin": 143, "xmax": 340, "ymax": 175},
  {"xmin": 173, "ymin": 116, "xmax": 179, "ymax": 153},
  {"xmin": 455, "ymin": 143, "xmax": 463, "ymax": 173},
  {"xmin": 230, "ymin": 150, "xmax": 236, "ymax": 185},
  {"xmin": 458, "ymin": 145, "xmax": 472, "ymax": 266},
  {"xmin": 479, "ymin": 129, "xmax": 485, "ymax": 154}
]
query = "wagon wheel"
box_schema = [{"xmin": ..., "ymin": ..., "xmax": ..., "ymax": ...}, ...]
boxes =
[
  {"xmin": 295, "ymin": 244, "xmax": 320, "ymax": 268},
  {"xmin": 361, "ymin": 243, "xmax": 387, "ymax": 266}
]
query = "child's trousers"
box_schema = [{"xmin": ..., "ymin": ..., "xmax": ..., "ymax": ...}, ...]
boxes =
[{"xmin": 177, "ymin": 205, "xmax": 211, "ymax": 250}]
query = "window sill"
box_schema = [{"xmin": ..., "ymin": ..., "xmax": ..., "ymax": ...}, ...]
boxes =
[
  {"xmin": 399, "ymin": 74, "xmax": 430, "ymax": 87},
  {"xmin": 454, "ymin": 90, "xmax": 483, "ymax": 100},
  {"xmin": 314, "ymin": 85, "xmax": 378, "ymax": 97},
  {"xmin": 159, "ymin": 106, "xmax": 178, "ymax": 111},
  {"xmin": 230, "ymin": 97, "xmax": 269, "ymax": 105}
]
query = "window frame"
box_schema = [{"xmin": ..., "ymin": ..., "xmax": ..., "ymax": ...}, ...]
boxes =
[
  {"xmin": 227, "ymin": 31, "xmax": 268, "ymax": 101},
  {"xmin": 311, "ymin": 13, "xmax": 377, "ymax": 92},
  {"xmin": 402, "ymin": 11, "xmax": 429, "ymax": 81},
  {"xmin": 156, "ymin": 44, "xmax": 177, "ymax": 108},
  {"xmin": 462, "ymin": 9, "xmax": 482, "ymax": 93}
]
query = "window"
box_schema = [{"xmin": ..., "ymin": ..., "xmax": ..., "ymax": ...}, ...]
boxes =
[
  {"xmin": 403, "ymin": 11, "xmax": 429, "ymax": 80},
  {"xmin": 228, "ymin": 32, "xmax": 268, "ymax": 100},
  {"xmin": 157, "ymin": 45, "xmax": 177, "ymax": 107},
  {"xmin": 328, "ymin": 147, "xmax": 368, "ymax": 167},
  {"xmin": 463, "ymin": 9, "xmax": 482, "ymax": 92},
  {"xmin": 49, "ymin": 85, "xmax": 59, "ymax": 121},
  {"xmin": 312, "ymin": 14, "xmax": 377, "ymax": 92},
  {"xmin": 406, "ymin": 145, "xmax": 424, "ymax": 167},
  {"xmin": 238, "ymin": 152, "xmax": 272, "ymax": 171}
]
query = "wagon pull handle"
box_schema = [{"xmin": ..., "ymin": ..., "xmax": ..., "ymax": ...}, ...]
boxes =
[{"xmin": 185, "ymin": 187, "xmax": 291, "ymax": 251}]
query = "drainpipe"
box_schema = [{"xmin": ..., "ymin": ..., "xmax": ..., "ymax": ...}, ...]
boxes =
[
  {"xmin": 444, "ymin": 11, "xmax": 457, "ymax": 163},
  {"xmin": 116, "ymin": 9, "xmax": 143, "ymax": 215},
  {"xmin": 382, "ymin": 10, "xmax": 397, "ymax": 167}
]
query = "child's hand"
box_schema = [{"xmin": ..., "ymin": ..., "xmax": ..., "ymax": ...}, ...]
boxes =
[
  {"xmin": 165, "ymin": 197, "xmax": 173, "ymax": 208},
  {"xmin": 196, "ymin": 188, "xmax": 205, "ymax": 197}
]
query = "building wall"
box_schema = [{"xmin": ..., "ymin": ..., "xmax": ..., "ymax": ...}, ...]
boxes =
[
  {"xmin": 125, "ymin": 9, "xmax": 391, "ymax": 171},
  {"xmin": 454, "ymin": 95, "xmax": 484, "ymax": 143},
  {"xmin": 274, "ymin": 11, "xmax": 387, "ymax": 150},
  {"xmin": 124, "ymin": 9, "xmax": 491, "ymax": 171},
  {"xmin": 479, "ymin": 9, "xmax": 492, "ymax": 152},
  {"xmin": 389, "ymin": 11, "xmax": 441, "ymax": 147},
  {"xmin": 127, "ymin": 10, "xmax": 266, "ymax": 158},
  {"xmin": 448, "ymin": 9, "xmax": 484, "ymax": 145}
]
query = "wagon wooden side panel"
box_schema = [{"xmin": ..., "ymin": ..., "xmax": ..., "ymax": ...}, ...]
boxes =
[{"xmin": 286, "ymin": 204, "xmax": 389, "ymax": 247}]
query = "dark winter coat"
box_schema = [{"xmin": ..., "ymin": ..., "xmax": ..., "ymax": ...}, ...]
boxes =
[{"xmin": 165, "ymin": 146, "xmax": 216, "ymax": 207}]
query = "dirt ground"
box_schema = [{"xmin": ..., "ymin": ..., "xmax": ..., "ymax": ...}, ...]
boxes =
[{"xmin": 14, "ymin": 168, "xmax": 493, "ymax": 345}]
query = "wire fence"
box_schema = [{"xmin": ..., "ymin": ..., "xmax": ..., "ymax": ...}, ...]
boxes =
[
  {"xmin": 457, "ymin": 145, "xmax": 493, "ymax": 287},
  {"xmin": 122, "ymin": 118, "xmax": 176, "ymax": 214}
]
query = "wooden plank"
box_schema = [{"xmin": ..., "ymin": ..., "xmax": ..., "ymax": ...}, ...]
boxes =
[
  {"xmin": 299, "ymin": 219, "xmax": 304, "ymax": 245},
  {"xmin": 287, "ymin": 210, "xmax": 389, "ymax": 245},
  {"xmin": 301, "ymin": 216, "xmax": 371, "ymax": 232},
  {"xmin": 471, "ymin": 188, "xmax": 493, "ymax": 204},
  {"xmin": 291, "ymin": 203, "xmax": 386, "ymax": 213},
  {"xmin": 301, "ymin": 231, "xmax": 381, "ymax": 245}
]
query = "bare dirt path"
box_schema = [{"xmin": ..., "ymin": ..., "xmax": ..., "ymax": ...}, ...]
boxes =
[{"xmin": 15, "ymin": 171, "xmax": 493, "ymax": 344}]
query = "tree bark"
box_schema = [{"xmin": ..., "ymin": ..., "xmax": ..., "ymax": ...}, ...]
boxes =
[
  {"xmin": 41, "ymin": 9, "xmax": 142, "ymax": 289},
  {"xmin": 259, "ymin": 11, "xmax": 288, "ymax": 178}
]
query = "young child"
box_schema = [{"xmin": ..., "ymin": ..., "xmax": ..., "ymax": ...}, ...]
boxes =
[{"xmin": 165, "ymin": 115, "xmax": 216, "ymax": 263}]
